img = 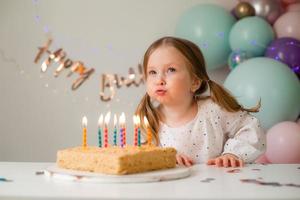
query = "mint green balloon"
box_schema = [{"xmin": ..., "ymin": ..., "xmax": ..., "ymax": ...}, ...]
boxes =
[
  {"xmin": 224, "ymin": 57, "xmax": 300, "ymax": 129},
  {"xmin": 175, "ymin": 4, "xmax": 236, "ymax": 70},
  {"xmin": 229, "ymin": 17, "xmax": 274, "ymax": 56}
]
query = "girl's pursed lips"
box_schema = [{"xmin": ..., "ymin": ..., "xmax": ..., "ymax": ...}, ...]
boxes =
[{"xmin": 155, "ymin": 88, "xmax": 167, "ymax": 95}]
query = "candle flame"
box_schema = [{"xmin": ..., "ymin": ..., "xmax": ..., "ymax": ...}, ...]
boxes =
[
  {"xmin": 82, "ymin": 116, "xmax": 87, "ymax": 127},
  {"xmin": 98, "ymin": 114, "xmax": 103, "ymax": 127},
  {"xmin": 122, "ymin": 112, "xmax": 126, "ymax": 124},
  {"xmin": 144, "ymin": 116, "xmax": 149, "ymax": 127},
  {"xmin": 113, "ymin": 114, "xmax": 118, "ymax": 126},
  {"xmin": 133, "ymin": 115, "xmax": 137, "ymax": 125},
  {"xmin": 104, "ymin": 111, "xmax": 111, "ymax": 125},
  {"xmin": 119, "ymin": 112, "xmax": 126, "ymax": 125},
  {"xmin": 136, "ymin": 115, "xmax": 140, "ymax": 126},
  {"xmin": 133, "ymin": 115, "xmax": 140, "ymax": 126}
]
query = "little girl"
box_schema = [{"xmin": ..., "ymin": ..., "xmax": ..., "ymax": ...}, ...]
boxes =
[{"xmin": 135, "ymin": 36, "xmax": 265, "ymax": 168}]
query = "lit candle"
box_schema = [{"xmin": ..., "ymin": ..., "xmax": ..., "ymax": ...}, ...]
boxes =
[
  {"xmin": 133, "ymin": 115, "xmax": 138, "ymax": 146},
  {"xmin": 113, "ymin": 114, "xmax": 117, "ymax": 146},
  {"xmin": 104, "ymin": 111, "xmax": 111, "ymax": 148},
  {"xmin": 98, "ymin": 114, "xmax": 103, "ymax": 148},
  {"xmin": 136, "ymin": 115, "xmax": 141, "ymax": 147},
  {"xmin": 119, "ymin": 114, "xmax": 124, "ymax": 148},
  {"xmin": 123, "ymin": 113, "xmax": 126, "ymax": 146},
  {"xmin": 144, "ymin": 116, "xmax": 152, "ymax": 146},
  {"xmin": 82, "ymin": 116, "xmax": 88, "ymax": 149}
]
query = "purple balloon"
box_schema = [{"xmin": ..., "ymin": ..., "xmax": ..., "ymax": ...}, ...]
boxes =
[{"xmin": 265, "ymin": 37, "xmax": 300, "ymax": 78}]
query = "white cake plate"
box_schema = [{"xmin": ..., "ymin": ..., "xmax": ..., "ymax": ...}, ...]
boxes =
[{"xmin": 44, "ymin": 165, "xmax": 192, "ymax": 183}]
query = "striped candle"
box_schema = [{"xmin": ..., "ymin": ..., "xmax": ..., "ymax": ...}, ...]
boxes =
[
  {"xmin": 98, "ymin": 114, "xmax": 103, "ymax": 148},
  {"xmin": 113, "ymin": 114, "xmax": 117, "ymax": 146},
  {"xmin": 104, "ymin": 111, "xmax": 111, "ymax": 148}
]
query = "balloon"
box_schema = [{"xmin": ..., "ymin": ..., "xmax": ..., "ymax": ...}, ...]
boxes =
[
  {"xmin": 229, "ymin": 17, "xmax": 274, "ymax": 56},
  {"xmin": 245, "ymin": 0, "xmax": 283, "ymax": 24},
  {"xmin": 287, "ymin": 3, "xmax": 300, "ymax": 11},
  {"xmin": 281, "ymin": 0, "xmax": 299, "ymax": 4},
  {"xmin": 274, "ymin": 12, "xmax": 300, "ymax": 41},
  {"xmin": 175, "ymin": 4, "xmax": 236, "ymax": 70},
  {"xmin": 265, "ymin": 121, "xmax": 300, "ymax": 163},
  {"xmin": 255, "ymin": 154, "xmax": 270, "ymax": 164},
  {"xmin": 233, "ymin": 2, "xmax": 255, "ymax": 19},
  {"xmin": 281, "ymin": 0, "xmax": 300, "ymax": 10},
  {"xmin": 224, "ymin": 57, "xmax": 300, "ymax": 129},
  {"xmin": 228, "ymin": 50, "xmax": 252, "ymax": 70},
  {"xmin": 265, "ymin": 37, "xmax": 300, "ymax": 78}
]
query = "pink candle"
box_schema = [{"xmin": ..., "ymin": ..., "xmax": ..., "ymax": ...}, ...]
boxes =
[
  {"xmin": 119, "ymin": 113, "xmax": 125, "ymax": 148},
  {"xmin": 104, "ymin": 112, "xmax": 111, "ymax": 148},
  {"xmin": 122, "ymin": 113, "xmax": 126, "ymax": 146},
  {"xmin": 133, "ymin": 115, "xmax": 138, "ymax": 146}
]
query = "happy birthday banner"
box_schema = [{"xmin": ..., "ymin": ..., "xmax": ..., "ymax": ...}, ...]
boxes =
[{"xmin": 34, "ymin": 39, "xmax": 144, "ymax": 102}]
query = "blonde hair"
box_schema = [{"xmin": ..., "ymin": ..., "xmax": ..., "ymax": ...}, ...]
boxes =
[{"xmin": 135, "ymin": 36, "xmax": 260, "ymax": 145}]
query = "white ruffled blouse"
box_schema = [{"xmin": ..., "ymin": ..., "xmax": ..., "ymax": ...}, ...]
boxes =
[{"xmin": 159, "ymin": 98, "xmax": 266, "ymax": 163}]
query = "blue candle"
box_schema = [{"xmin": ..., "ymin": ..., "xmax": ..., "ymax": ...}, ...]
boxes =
[
  {"xmin": 136, "ymin": 115, "xmax": 141, "ymax": 147},
  {"xmin": 113, "ymin": 114, "xmax": 117, "ymax": 146},
  {"xmin": 98, "ymin": 114, "xmax": 103, "ymax": 148},
  {"xmin": 138, "ymin": 127, "xmax": 141, "ymax": 147},
  {"xmin": 98, "ymin": 128, "xmax": 102, "ymax": 147},
  {"xmin": 113, "ymin": 127, "xmax": 117, "ymax": 146}
]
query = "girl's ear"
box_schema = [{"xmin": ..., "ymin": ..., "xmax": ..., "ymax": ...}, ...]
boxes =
[{"xmin": 191, "ymin": 78, "xmax": 201, "ymax": 93}]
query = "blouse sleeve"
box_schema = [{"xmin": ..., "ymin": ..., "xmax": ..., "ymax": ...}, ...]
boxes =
[{"xmin": 220, "ymin": 108, "xmax": 266, "ymax": 163}]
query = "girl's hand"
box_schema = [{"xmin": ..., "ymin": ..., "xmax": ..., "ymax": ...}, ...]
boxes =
[
  {"xmin": 176, "ymin": 154, "xmax": 194, "ymax": 167},
  {"xmin": 206, "ymin": 153, "xmax": 244, "ymax": 168}
]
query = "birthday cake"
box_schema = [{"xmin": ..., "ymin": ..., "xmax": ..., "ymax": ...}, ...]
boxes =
[{"xmin": 56, "ymin": 145, "xmax": 177, "ymax": 175}]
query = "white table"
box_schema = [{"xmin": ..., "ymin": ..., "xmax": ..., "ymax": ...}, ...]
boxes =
[{"xmin": 0, "ymin": 162, "xmax": 300, "ymax": 199}]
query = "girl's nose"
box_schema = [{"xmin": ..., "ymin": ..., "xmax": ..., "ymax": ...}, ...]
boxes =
[
  {"xmin": 159, "ymin": 80, "xmax": 166, "ymax": 86},
  {"xmin": 156, "ymin": 74, "xmax": 166, "ymax": 86}
]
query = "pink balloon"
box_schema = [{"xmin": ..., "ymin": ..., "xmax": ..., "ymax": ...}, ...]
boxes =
[
  {"xmin": 274, "ymin": 12, "xmax": 300, "ymax": 40},
  {"xmin": 281, "ymin": 0, "xmax": 299, "ymax": 3},
  {"xmin": 266, "ymin": 121, "xmax": 300, "ymax": 163},
  {"xmin": 287, "ymin": 3, "xmax": 300, "ymax": 11},
  {"xmin": 255, "ymin": 154, "xmax": 271, "ymax": 164}
]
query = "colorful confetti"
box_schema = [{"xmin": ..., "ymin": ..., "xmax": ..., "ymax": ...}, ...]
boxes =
[
  {"xmin": 35, "ymin": 171, "xmax": 44, "ymax": 175},
  {"xmin": 227, "ymin": 169, "xmax": 241, "ymax": 173},
  {"xmin": 240, "ymin": 179, "xmax": 300, "ymax": 188},
  {"xmin": 0, "ymin": 177, "xmax": 13, "ymax": 182},
  {"xmin": 200, "ymin": 178, "xmax": 215, "ymax": 183}
]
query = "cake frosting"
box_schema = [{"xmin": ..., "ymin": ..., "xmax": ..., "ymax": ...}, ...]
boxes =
[{"xmin": 57, "ymin": 145, "xmax": 177, "ymax": 175}]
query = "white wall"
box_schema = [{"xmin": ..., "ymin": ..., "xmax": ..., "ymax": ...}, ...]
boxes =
[{"xmin": 0, "ymin": 0, "xmax": 236, "ymax": 161}]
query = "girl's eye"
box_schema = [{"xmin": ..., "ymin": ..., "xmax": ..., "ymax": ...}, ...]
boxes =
[
  {"xmin": 148, "ymin": 70, "xmax": 156, "ymax": 75},
  {"xmin": 167, "ymin": 67, "xmax": 176, "ymax": 73}
]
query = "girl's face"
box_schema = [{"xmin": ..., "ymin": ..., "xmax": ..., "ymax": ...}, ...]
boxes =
[{"xmin": 146, "ymin": 46, "xmax": 198, "ymax": 106}]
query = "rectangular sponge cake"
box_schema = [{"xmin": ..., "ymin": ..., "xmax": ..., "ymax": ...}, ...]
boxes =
[{"xmin": 57, "ymin": 146, "xmax": 177, "ymax": 175}]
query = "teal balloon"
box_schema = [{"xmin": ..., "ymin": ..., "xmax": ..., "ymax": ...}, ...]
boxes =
[
  {"xmin": 175, "ymin": 4, "xmax": 236, "ymax": 70},
  {"xmin": 229, "ymin": 16, "xmax": 275, "ymax": 56},
  {"xmin": 224, "ymin": 57, "xmax": 300, "ymax": 129}
]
